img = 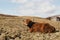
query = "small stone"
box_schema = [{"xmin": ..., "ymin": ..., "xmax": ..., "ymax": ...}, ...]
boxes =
[
  {"xmin": 15, "ymin": 37, "xmax": 20, "ymax": 40},
  {"xmin": 9, "ymin": 39, "xmax": 13, "ymax": 40}
]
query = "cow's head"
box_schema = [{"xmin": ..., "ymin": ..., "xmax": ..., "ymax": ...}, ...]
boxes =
[{"xmin": 23, "ymin": 19, "xmax": 32, "ymax": 25}]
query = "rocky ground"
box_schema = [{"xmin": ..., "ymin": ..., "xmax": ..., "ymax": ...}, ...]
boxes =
[{"xmin": 0, "ymin": 16, "xmax": 60, "ymax": 40}]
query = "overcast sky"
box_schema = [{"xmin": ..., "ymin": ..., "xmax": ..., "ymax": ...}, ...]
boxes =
[{"xmin": 0, "ymin": 0, "xmax": 60, "ymax": 18}]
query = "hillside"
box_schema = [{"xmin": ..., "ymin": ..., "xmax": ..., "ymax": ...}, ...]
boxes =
[
  {"xmin": 0, "ymin": 14, "xmax": 18, "ymax": 17},
  {"xmin": 0, "ymin": 14, "xmax": 60, "ymax": 40}
]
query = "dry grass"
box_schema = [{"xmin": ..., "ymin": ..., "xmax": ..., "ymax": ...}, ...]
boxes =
[{"xmin": 0, "ymin": 15, "xmax": 60, "ymax": 40}]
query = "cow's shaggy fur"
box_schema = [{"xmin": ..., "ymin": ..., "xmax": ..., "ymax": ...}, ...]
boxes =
[{"xmin": 23, "ymin": 19, "xmax": 56, "ymax": 33}]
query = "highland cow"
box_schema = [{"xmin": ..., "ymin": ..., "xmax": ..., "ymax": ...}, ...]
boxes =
[{"xmin": 23, "ymin": 19, "xmax": 56, "ymax": 33}]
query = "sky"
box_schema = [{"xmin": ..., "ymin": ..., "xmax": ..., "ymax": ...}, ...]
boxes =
[{"xmin": 0, "ymin": 0, "xmax": 60, "ymax": 18}]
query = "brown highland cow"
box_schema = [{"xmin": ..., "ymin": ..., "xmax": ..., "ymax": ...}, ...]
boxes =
[{"xmin": 23, "ymin": 19, "xmax": 56, "ymax": 33}]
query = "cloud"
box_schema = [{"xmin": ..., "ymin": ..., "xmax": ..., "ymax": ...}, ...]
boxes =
[
  {"xmin": 11, "ymin": 0, "xmax": 54, "ymax": 3},
  {"xmin": 11, "ymin": 0, "xmax": 57, "ymax": 17},
  {"xmin": 0, "ymin": 9, "xmax": 17, "ymax": 16},
  {"xmin": 10, "ymin": 0, "xmax": 28, "ymax": 3},
  {"xmin": 17, "ymin": 0, "xmax": 55, "ymax": 12},
  {"xmin": 52, "ymin": 6, "xmax": 60, "ymax": 15}
]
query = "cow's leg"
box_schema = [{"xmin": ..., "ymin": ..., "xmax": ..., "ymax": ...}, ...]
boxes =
[{"xmin": 29, "ymin": 28, "xmax": 33, "ymax": 32}]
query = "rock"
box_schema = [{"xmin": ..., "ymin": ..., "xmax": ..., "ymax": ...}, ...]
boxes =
[{"xmin": 15, "ymin": 37, "xmax": 20, "ymax": 40}]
